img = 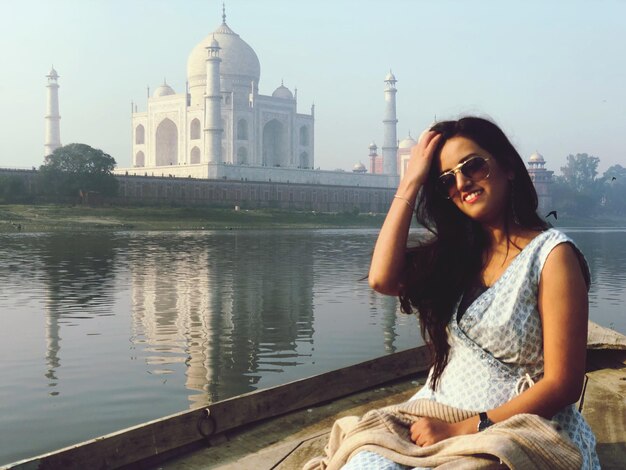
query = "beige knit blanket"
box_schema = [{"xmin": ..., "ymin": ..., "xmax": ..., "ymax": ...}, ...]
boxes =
[{"xmin": 302, "ymin": 399, "xmax": 582, "ymax": 470}]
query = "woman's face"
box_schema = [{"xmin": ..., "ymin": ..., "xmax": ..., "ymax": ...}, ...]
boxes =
[{"xmin": 438, "ymin": 136, "xmax": 512, "ymax": 225}]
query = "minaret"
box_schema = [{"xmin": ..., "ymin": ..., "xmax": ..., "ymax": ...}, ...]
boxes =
[
  {"xmin": 369, "ymin": 142, "xmax": 378, "ymax": 174},
  {"xmin": 44, "ymin": 67, "xmax": 62, "ymax": 157},
  {"xmin": 382, "ymin": 71, "xmax": 398, "ymax": 175},
  {"xmin": 204, "ymin": 36, "xmax": 223, "ymax": 163}
]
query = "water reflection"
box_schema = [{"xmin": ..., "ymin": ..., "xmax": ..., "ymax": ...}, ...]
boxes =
[
  {"xmin": 0, "ymin": 228, "xmax": 624, "ymax": 465},
  {"xmin": 563, "ymin": 229, "xmax": 626, "ymax": 332},
  {"xmin": 4, "ymin": 233, "xmax": 119, "ymax": 393},
  {"xmin": 126, "ymin": 232, "xmax": 316, "ymax": 405}
]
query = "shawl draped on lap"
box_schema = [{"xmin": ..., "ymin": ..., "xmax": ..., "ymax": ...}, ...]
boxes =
[{"xmin": 302, "ymin": 399, "xmax": 582, "ymax": 470}]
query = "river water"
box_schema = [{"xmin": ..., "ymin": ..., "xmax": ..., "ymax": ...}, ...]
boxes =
[{"xmin": 0, "ymin": 228, "xmax": 624, "ymax": 464}]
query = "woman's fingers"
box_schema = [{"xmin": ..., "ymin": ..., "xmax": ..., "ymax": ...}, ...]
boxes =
[
  {"xmin": 404, "ymin": 132, "xmax": 441, "ymax": 184},
  {"xmin": 410, "ymin": 416, "xmax": 453, "ymax": 447}
]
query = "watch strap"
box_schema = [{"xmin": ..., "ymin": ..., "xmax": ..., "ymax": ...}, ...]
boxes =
[{"xmin": 477, "ymin": 411, "xmax": 494, "ymax": 432}]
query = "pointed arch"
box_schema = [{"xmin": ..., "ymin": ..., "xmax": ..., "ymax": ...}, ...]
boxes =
[
  {"xmin": 190, "ymin": 118, "xmax": 201, "ymax": 140},
  {"xmin": 237, "ymin": 146, "xmax": 248, "ymax": 164},
  {"xmin": 263, "ymin": 119, "xmax": 287, "ymax": 167},
  {"xmin": 237, "ymin": 119, "xmax": 248, "ymax": 140},
  {"xmin": 155, "ymin": 118, "xmax": 178, "ymax": 166},
  {"xmin": 300, "ymin": 151, "xmax": 309, "ymax": 169},
  {"xmin": 135, "ymin": 124, "xmax": 145, "ymax": 144},
  {"xmin": 135, "ymin": 151, "xmax": 145, "ymax": 167},
  {"xmin": 299, "ymin": 126, "xmax": 309, "ymax": 146},
  {"xmin": 190, "ymin": 146, "xmax": 201, "ymax": 164}
]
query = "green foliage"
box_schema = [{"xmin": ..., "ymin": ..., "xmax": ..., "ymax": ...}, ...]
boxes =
[
  {"xmin": 39, "ymin": 143, "xmax": 118, "ymax": 200},
  {"xmin": 599, "ymin": 164, "xmax": 626, "ymax": 215},
  {"xmin": 553, "ymin": 153, "xmax": 602, "ymax": 216},
  {"xmin": 0, "ymin": 175, "xmax": 28, "ymax": 202},
  {"xmin": 560, "ymin": 153, "xmax": 600, "ymax": 193},
  {"xmin": 553, "ymin": 156, "xmax": 626, "ymax": 217}
]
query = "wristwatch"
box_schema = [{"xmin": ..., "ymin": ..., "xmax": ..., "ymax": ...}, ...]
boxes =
[{"xmin": 477, "ymin": 411, "xmax": 494, "ymax": 432}]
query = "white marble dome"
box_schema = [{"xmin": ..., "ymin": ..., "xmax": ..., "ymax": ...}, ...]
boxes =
[
  {"xmin": 272, "ymin": 84, "xmax": 293, "ymax": 100},
  {"xmin": 529, "ymin": 151, "xmax": 545, "ymax": 163},
  {"xmin": 153, "ymin": 82, "xmax": 175, "ymax": 97},
  {"xmin": 398, "ymin": 134, "xmax": 417, "ymax": 149},
  {"xmin": 187, "ymin": 21, "xmax": 261, "ymax": 90},
  {"xmin": 353, "ymin": 162, "xmax": 367, "ymax": 173}
]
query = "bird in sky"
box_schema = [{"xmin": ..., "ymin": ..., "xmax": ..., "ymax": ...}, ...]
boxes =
[
  {"xmin": 611, "ymin": 176, "xmax": 617, "ymax": 181},
  {"xmin": 546, "ymin": 211, "xmax": 558, "ymax": 220}
]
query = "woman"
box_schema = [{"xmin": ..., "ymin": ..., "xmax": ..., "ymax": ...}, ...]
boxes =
[{"xmin": 347, "ymin": 117, "xmax": 599, "ymax": 469}]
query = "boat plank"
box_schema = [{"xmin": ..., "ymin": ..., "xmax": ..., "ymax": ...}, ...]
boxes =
[
  {"xmin": 161, "ymin": 378, "xmax": 424, "ymax": 469},
  {"xmin": 6, "ymin": 346, "xmax": 431, "ymax": 470},
  {"xmin": 162, "ymin": 349, "xmax": 626, "ymax": 470},
  {"xmin": 275, "ymin": 434, "xmax": 330, "ymax": 470},
  {"xmin": 581, "ymin": 350, "xmax": 626, "ymax": 470}
]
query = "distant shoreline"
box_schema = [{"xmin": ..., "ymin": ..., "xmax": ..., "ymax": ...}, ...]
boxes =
[
  {"xmin": 1, "ymin": 204, "xmax": 625, "ymax": 233},
  {"xmin": 0, "ymin": 204, "xmax": 387, "ymax": 232}
]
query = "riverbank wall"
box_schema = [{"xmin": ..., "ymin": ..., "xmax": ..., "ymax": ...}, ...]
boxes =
[
  {"xmin": 114, "ymin": 174, "xmax": 394, "ymax": 213},
  {"xmin": 0, "ymin": 168, "xmax": 395, "ymax": 213}
]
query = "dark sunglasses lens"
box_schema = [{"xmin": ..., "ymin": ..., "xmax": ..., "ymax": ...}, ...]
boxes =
[
  {"xmin": 437, "ymin": 174, "xmax": 456, "ymax": 197},
  {"xmin": 462, "ymin": 157, "xmax": 489, "ymax": 180}
]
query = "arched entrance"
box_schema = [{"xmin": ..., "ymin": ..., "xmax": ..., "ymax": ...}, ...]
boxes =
[
  {"xmin": 135, "ymin": 151, "xmax": 145, "ymax": 167},
  {"xmin": 237, "ymin": 146, "xmax": 248, "ymax": 164},
  {"xmin": 262, "ymin": 119, "xmax": 287, "ymax": 167},
  {"xmin": 190, "ymin": 146, "xmax": 201, "ymax": 164},
  {"xmin": 155, "ymin": 118, "xmax": 178, "ymax": 166}
]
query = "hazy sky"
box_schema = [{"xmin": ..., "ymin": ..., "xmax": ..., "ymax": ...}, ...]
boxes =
[{"xmin": 1, "ymin": 0, "xmax": 625, "ymax": 174}]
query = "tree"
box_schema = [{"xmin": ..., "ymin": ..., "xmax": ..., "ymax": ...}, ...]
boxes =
[
  {"xmin": 600, "ymin": 164, "xmax": 626, "ymax": 215},
  {"xmin": 553, "ymin": 153, "xmax": 603, "ymax": 216},
  {"xmin": 0, "ymin": 174, "xmax": 28, "ymax": 202},
  {"xmin": 39, "ymin": 143, "xmax": 118, "ymax": 200},
  {"xmin": 560, "ymin": 153, "xmax": 600, "ymax": 193}
]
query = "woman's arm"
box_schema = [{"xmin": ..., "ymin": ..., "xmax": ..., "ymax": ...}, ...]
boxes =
[
  {"xmin": 411, "ymin": 242, "xmax": 589, "ymax": 445},
  {"xmin": 368, "ymin": 132, "xmax": 441, "ymax": 296}
]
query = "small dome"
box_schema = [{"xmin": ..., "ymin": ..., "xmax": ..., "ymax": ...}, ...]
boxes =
[
  {"xmin": 385, "ymin": 71, "xmax": 396, "ymax": 82},
  {"xmin": 154, "ymin": 81, "xmax": 175, "ymax": 97},
  {"xmin": 529, "ymin": 151, "xmax": 545, "ymax": 163},
  {"xmin": 398, "ymin": 134, "xmax": 417, "ymax": 150},
  {"xmin": 209, "ymin": 36, "xmax": 220, "ymax": 49},
  {"xmin": 47, "ymin": 67, "xmax": 59, "ymax": 78},
  {"xmin": 353, "ymin": 162, "xmax": 367, "ymax": 172},
  {"xmin": 369, "ymin": 142, "xmax": 377, "ymax": 149},
  {"xmin": 272, "ymin": 84, "xmax": 293, "ymax": 99}
]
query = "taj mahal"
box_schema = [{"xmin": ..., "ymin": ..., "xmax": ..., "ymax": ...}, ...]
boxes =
[
  {"xmin": 40, "ymin": 7, "xmax": 553, "ymax": 211},
  {"xmin": 111, "ymin": 8, "xmax": 399, "ymax": 189}
]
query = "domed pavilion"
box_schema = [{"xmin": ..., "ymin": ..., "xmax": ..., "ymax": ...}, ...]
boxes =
[{"xmin": 129, "ymin": 7, "xmax": 314, "ymax": 173}]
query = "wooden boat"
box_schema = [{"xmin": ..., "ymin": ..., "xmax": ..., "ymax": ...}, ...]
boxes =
[{"xmin": 5, "ymin": 322, "xmax": 625, "ymax": 470}]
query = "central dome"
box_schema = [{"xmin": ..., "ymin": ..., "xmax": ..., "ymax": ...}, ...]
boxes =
[{"xmin": 187, "ymin": 20, "xmax": 261, "ymax": 103}]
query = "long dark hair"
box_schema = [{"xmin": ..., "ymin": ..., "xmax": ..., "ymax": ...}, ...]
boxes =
[{"xmin": 398, "ymin": 116, "xmax": 548, "ymax": 390}]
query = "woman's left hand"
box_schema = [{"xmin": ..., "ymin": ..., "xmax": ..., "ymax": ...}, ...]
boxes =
[{"xmin": 410, "ymin": 417, "xmax": 464, "ymax": 446}]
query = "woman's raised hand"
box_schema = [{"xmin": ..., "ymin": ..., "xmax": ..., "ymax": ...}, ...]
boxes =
[
  {"xmin": 402, "ymin": 130, "xmax": 441, "ymax": 189},
  {"xmin": 369, "ymin": 130, "xmax": 441, "ymax": 295}
]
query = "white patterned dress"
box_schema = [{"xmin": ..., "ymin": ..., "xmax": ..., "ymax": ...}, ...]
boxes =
[{"xmin": 343, "ymin": 229, "xmax": 600, "ymax": 470}]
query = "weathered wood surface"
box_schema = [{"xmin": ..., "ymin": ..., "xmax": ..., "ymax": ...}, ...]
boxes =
[
  {"xmin": 587, "ymin": 321, "xmax": 626, "ymax": 350},
  {"xmin": 162, "ymin": 348, "xmax": 626, "ymax": 470},
  {"xmin": 161, "ymin": 377, "xmax": 425, "ymax": 469},
  {"xmin": 4, "ymin": 346, "xmax": 432, "ymax": 470}
]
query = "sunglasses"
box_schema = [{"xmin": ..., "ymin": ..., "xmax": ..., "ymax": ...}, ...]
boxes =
[{"xmin": 436, "ymin": 155, "xmax": 491, "ymax": 198}]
